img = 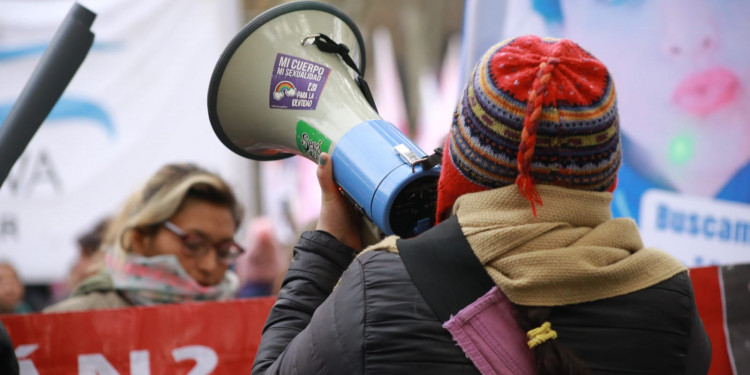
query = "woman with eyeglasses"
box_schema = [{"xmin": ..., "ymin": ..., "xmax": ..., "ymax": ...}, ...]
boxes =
[{"xmin": 44, "ymin": 163, "xmax": 245, "ymax": 312}]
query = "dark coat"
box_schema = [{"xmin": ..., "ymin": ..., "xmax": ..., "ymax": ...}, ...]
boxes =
[{"xmin": 252, "ymin": 230, "xmax": 711, "ymax": 375}]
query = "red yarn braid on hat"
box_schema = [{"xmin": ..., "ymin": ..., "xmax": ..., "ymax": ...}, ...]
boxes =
[{"xmin": 515, "ymin": 58, "xmax": 559, "ymax": 216}]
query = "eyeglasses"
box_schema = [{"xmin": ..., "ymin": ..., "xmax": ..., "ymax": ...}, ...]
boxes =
[{"xmin": 162, "ymin": 221, "xmax": 244, "ymax": 266}]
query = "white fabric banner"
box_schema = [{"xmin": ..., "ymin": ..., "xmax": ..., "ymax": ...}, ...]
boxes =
[{"xmin": 0, "ymin": 0, "xmax": 254, "ymax": 283}]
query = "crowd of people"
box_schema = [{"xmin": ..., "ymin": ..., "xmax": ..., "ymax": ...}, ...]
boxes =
[
  {"xmin": 1, "ymin": 164, "xmax": 290, "ymax": 314},
  {"xmin": 1, "ymin": 34, "xmax": 712, "ymax": 374}
]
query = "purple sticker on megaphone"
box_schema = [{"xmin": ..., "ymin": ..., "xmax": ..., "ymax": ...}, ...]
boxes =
[{"xmin": 269, "ymin": 53, "xmax": 331, "ymax": 110}]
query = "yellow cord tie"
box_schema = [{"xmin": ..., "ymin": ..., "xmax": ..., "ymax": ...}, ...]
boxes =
[{"xmin": 527, "ymin": 321, "xmax": 558, "ymax": 349}]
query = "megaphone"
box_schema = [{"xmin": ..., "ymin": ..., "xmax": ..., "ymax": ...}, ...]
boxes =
[{"xmin": 207, "ymin": 1, "xmax": 440, "ymax": 238}]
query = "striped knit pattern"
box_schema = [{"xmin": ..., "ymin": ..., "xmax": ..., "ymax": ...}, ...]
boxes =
[{"xmin": 436, "ymin": 35, "xmax": 621, "ymax": 220}]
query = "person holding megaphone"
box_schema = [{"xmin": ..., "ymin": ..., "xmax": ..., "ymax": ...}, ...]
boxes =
[{"xmin": 251, "ymin": 35, "xmax": 711, "ymax": 375}]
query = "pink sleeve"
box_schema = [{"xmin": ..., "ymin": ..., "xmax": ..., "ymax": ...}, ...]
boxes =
[{"xmin": 443, "ymin": 286, "xmax": 535, "ymax": 375}]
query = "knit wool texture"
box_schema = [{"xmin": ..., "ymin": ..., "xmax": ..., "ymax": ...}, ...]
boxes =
[
  {"xmin": 436, "ymin": 35, "xmax": 621, "ymax": 220},
  {"xmin": 363, "ymin": 185, "xmax": 686, "ymax": 306}
]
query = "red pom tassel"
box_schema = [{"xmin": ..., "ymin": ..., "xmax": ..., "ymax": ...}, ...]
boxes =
[{"xmin": 515, "ymin": 174, "xmax": 543, "ymax": 216}]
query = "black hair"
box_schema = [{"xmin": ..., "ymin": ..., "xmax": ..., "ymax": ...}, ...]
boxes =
[{"xmin": 512, "ymin": 304, "xmax": 590, "ymax": 375}]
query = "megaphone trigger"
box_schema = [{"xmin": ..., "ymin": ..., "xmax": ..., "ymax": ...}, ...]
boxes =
[{"xmin": 336, "ymin": 184, "xmax": 369, "ymax": 220}]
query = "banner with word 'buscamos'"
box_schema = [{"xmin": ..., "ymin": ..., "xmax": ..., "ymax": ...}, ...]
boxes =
[{"xmin": 1, "ymin": 297, "xmax": 275, "ymax": 374}]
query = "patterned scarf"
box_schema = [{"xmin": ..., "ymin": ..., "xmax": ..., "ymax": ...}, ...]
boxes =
[{"xmin": 106, "ymin": 252, "xmax": 238, "ymax": 306}]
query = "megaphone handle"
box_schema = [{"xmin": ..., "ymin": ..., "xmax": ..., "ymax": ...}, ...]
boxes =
[
  {"xmin": 336, "ymin": 184, "xmax": 368, "ymax": 219},
  {"xmin": 359, "ymin": 219, "xmax": 384, "ymax": 248},
  {"xmin": 337, "ymin": 184, "xmax": 383, "ymax": 246}
]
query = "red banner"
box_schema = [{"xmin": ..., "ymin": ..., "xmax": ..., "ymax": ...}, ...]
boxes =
[
  {"xmin": 1, "ymin": 266, "xmax": 747, "ymax": 374},
  {"xmin": 691, "ymin": 266, "xmax": 733, "ymax": 375},
  {"xmin": 1, "ymin": 297, "xmax": 275, "ymax": 374}
]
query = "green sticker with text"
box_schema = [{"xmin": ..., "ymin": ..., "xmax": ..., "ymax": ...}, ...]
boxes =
[{"xmin": 296, "ymin": 120, "xmax": 331, "ymax": 160}]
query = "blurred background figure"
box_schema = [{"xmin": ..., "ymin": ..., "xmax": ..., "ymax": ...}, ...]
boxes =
[
  {"xmin": 49, "ymin": 217, "xmax": 111, "ymax": 305},
  {"xmin": 0, "ymin": 261, "xmax": 31, "ymax": 314},
  {"xmin": 44, "ymin": 163, "xmax": 245, "ymax": 312},
  {"xmin": 68, "ymin": 218, "xmax": 110, "ymax": 293},
  {"xmin": 234, "ymin": 217, "xmax": 289, "ymax": 298}
]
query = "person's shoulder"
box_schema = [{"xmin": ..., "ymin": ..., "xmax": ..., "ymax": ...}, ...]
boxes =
[
  {"xmin": 43, "ymin": 291, "xmax": 130, "ymax": 313},
  {"xmin": 353, "ymin": 246, "xmax": 409, "ymax": 285},
  {"xmin": 356, "ymin": 235, "xmax": 401, "ymax": 268},
  {"xmin": 358, "ymin": 235, "xmax": 399, "ymax": 259},
  {"xmin": 649, "ymin": 270, "xmax": 693, "ymax": 296},
  {"xmin": 356, "ymin": 248, "xmax": 400, "ymax": 263},
  {"xmin": 69, "ymin": 271, "xmax": 114, "ymax": 297}
]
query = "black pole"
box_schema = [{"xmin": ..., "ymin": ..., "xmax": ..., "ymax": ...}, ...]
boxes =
[{"xmin": 0, "ymin": 3, "xmax": 96, "ymax": 188}]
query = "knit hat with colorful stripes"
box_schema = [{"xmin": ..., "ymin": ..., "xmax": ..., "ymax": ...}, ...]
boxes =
[{"xmin": 436, "ymin": 35, "xmax": 621, "ymax": 221}]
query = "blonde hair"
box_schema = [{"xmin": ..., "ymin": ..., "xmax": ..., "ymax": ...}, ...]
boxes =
[{"xmin": 106, "ymin": 163, "xmax": 243, "ymax": 254}]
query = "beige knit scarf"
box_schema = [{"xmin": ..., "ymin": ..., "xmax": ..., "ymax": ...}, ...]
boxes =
[{"xmin": 361, "ymin": 184, "xmax": 686, "ymax": 306}]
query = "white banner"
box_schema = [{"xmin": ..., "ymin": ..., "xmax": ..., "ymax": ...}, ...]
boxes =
[
  {"xmin": 0, "ymin": 0, "xmax": 254, "ymax": 283},
  {"xmin": 640, "ymin": 189, "xmax": 750, "ymax": 267}
]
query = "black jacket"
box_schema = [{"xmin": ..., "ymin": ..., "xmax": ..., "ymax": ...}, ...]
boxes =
[{"xmin": 252, "ymin": 230, "xmax": 711, "ymax": 375}]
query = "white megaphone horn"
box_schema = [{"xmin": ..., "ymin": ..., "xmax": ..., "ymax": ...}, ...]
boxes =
[{"xmin": 207, "ymin": 1, "xmax": 441, "ymax": 238}]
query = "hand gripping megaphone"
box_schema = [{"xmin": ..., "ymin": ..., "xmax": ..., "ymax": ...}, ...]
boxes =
[{"xmin": 207, "ymin": 1, "xmax": 440, "ymax": 238}]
